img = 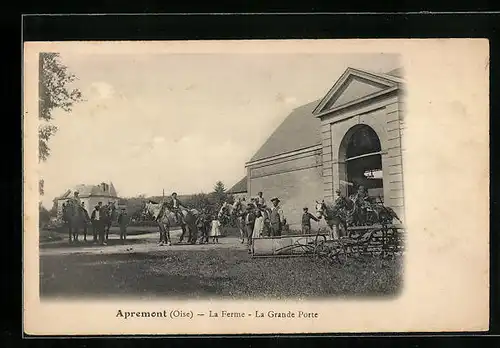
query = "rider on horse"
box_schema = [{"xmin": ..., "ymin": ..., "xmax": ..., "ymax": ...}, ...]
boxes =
[{"xmin": 158, "ymin": 192, "xmax": 187, "ymax": 225}]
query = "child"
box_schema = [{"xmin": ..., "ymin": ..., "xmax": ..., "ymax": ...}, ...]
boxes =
[
  {"xmin": 301, "ymin": 207, "xmax": 319, "ymax": 235},
  {"xmin": 252, "ymin": 210, "xmax": 264, "ymax": 239},
  {"xmin": 210, "ymin": 216, "xmax": 222, "ymax": 244}
]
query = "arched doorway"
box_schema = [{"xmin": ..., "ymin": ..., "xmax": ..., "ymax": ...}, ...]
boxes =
[{"xmin": 338, "ymin": 125, "xmax": 384, "ymax": 200}]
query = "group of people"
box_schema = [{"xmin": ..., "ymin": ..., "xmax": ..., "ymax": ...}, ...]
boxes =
[{"xmin": 61, "ymin": 191, "xmax": 130, "ymax": 245}]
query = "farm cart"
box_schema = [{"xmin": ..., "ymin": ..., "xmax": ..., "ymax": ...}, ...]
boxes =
[
  {"xmin": 251, "ymin": 224, "xmax": 405, "ymax": 263},
  {"xmin": 313, "ymin": 224, "xmax": 406, "ymax": 263}
]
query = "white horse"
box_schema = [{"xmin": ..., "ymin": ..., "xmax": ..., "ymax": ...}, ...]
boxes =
[
  {"xmin": 144, "ymin": 201, "xmax": 176, "ymax": 246},
  {"xmin": 315, "ymin": 200, "xmax": 349, "ymax": 240},
  {"xmin": 143, "ymin": 201, "xmax": 201, "ymax": 246},
  {"xmin": 218, "ymin": 202, "xmax": 246, "ymax": 243}
]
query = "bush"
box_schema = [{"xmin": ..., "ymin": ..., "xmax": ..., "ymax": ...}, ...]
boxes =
[{"xmin": 39, "ymin": 205, "xmax": 51, "ymax": 228}]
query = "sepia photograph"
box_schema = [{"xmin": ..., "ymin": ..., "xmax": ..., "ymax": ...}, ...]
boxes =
[
  {"xmin": 37, "ymin": 51, "xmax": 406, "ymax": 300},
  {"xmin": 24, "ymin": 39, "xmax": 489, "ymax": 335}
]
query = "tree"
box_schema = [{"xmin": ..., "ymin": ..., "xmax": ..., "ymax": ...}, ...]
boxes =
[
  {"xmin": 212, "ymin": 181, "xmax": 233, "ymax": 207},
  {"xmin": 39, "ymin": 52, "xmax": 84, "ymax": 162},
  {"xmin": 38, "ymin": 53, "xmax": 84, "ymax": 201},
  {"xmin": 39, "ymin": 179, "xmax": 44, "ymax": 196},
  {"xmin": 39, "ymin": 203, "xmax": 51, "ymax": 228},
  {"xmin": 213, "ymin": 181, "xmax": 226, "ymax": 194}
]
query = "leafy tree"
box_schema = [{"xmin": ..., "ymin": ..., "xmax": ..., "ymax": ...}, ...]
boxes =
[
  {"xmin": 39, "ymin": 179, "xmax": 44, "ymax": 196},
  {"xmin": 39, "ymin": 203, "xmax": 51, "ymax": 227},
  {"xmin": 49, "ymin": 200, "xmax": 58, "ymax": 217},
  {"xmin": 39, "ymin": 52, "xmax": 84, "ymax": 162},
  {"xmin": 38, "ymin": 53, "xmax": 84, "ymax": 198}
]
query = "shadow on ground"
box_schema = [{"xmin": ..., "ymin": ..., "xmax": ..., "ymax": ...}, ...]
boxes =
[
  {"xmin": 39, "ymin": 238, "xmax": 151, "ymax": 250},
  {"xmin": 40, "ymin": 247, "xmax": 403, "ymax": 300}
]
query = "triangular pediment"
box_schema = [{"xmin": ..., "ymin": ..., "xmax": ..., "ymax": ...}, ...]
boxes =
[{"xmin": 313, "ymin": 68, "xmax": 401, "ymax": 116}]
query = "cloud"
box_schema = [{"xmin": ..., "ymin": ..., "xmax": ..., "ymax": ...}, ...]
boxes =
[
  {"xmin": 275, "ymin": 93, "xmax": 297, "ymax": 105},
  {"xmin": 89, "ymin": 81, "xmax": 115, "ymax": 100},
  {"xmin": 153, "ymin": 136, "xmax": 165, "ymax": 144}
]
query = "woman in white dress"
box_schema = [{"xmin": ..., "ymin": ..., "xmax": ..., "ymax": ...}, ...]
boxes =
[
  {"xmin": 252, "ymin": 210, "xmax": 264, "ymax": 239},
  {"xmin": 210, "ymin": 217, "xmax": 222, "ymax": 244}
]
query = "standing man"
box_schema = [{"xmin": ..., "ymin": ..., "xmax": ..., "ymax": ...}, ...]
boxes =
[
  {"xmin": 117, "ymin": 208, "xmax": 129, "ymax": 242},
  {"xmin": 92, "ymin": 201, "xmax": 106, "ymax": 245},
  {"xmin": 332, "ymin": 189, "xmax": 347, "ymax": 238},
  {"xmin": 269, "ymin": 197, "xmax": 286, "ymax": 237},
  {"xmin": 301, "ymin": 207, "xmax": 319, "ymax": 235},
  {"xmin": 81, "ymin": 202, "xmax": 91, "ymax": 242},
  {"xmin": 244, "ymin": 204, "xmax": 256, "ymax": 251}
]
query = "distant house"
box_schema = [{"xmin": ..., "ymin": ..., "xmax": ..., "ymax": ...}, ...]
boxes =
[
  {"xmin": 54, "ymin": 182, "xmax": 119, "ymax": 218},
  {"xmin": 227, "ymin": 176, "xmax": 248, "ymax": 201}
]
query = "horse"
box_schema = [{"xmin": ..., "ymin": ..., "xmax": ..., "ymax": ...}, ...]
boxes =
[
  {"xmin": 217, "ymin": 202, "xmax": 244, "ymax": 243},
  {"xmin": 316, "ymin": 196, "xmax": 403, "ymax": 239},
  {"xmin": 315, "ymin": 199, "xmax": 351, "ymax": 240},
  {"xmin": 143, "ymin": 201, "xmax": 176, "ymax": 246},
  {"xmin": 102, "ymin": 205, "xmax": 118, "ymax": 242},
  {"xmin": 143, "ymin": 201, "xmax": 200, "ymax": 245},
  {"xmin": 64, "ymin": 202, "xmax": 89, "ymax": 243}
]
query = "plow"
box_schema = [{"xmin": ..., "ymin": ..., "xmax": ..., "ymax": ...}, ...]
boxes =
[{"xmin": 251, "ymin": 224, "xmax": 405, "ymax": 262}]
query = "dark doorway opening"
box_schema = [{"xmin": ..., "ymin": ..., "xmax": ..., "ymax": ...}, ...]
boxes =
[{"xmin": 344, "ymin": 126, "xmax": 383, "ymax": 200}]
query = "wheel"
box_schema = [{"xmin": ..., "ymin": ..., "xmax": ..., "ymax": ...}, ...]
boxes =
[
  {"xmin": 328, "ymin": 242, "xmax": 347, "ymax": 264},
  {"xmin": 313, "ymin": 242, "xmax": 329, "ymax": 259}
]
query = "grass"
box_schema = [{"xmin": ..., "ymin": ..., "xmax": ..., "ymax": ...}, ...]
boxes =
[{"xmin": 40, "ymin": 246, "xmax": 403, "ymax": 299}]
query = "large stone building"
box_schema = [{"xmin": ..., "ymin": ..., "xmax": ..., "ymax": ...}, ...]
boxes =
[
  {"xmin": 245, "ymin": 67, "xmax": 405, "ymax": 230},
  {"xmin": 54, "ymin": 182, "xmax": 119, "ymax": 218}
]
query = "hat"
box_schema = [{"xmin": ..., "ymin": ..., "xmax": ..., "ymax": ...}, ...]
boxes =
[
  {"xmin": 270, "ymin": 197, "xmax": 280, "ymax": 203},
  {"xmin": 303, "ymin": 207, "xmax": 308, "ymax": 211}
]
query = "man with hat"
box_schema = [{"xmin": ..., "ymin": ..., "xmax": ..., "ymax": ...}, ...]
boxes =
[
  {"xmin": 301, "ymin": 207, "xmax": 319, "ymax": 235},
  {"xmin": 165, "ymin": 192, "xmax": 188, "ymax": 225},
  {"xmin": 81, "ymin": 202, "xmax": 91, "ymax": 242},
  {"xmin": 269, "ymin": 197, "xmax": 286, "ymax": 237},
  {"xmin": 244, "ymin": 203, "xmax": 256, "ymax": 249},
  {"xmin": 91, "ymin": 202, "xmax": 103, "ymax": 244}
]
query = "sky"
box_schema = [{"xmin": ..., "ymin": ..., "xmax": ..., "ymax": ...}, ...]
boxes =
[{"xmin": 39, "ymin": 51, "xmax": 399, "ymax": 208}]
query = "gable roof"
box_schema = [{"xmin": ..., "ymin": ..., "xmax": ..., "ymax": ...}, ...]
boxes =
[
  {"xmin": 312, "ymin": 67, "xmax": 403, "ymax": 116},
  {"xmin": 386, "ymin": 68, "xmax": 404, "ymax": 78},
  {"xmin": 247, "ymin": 67, "xmax": 403, "ymax": 165},
  {"xmin": 56, "ymin": 182, "xmax": 118, "ymax": 200},
  {"xmin": 249, "ymin": 99, "xmax": 322, "ymax": 162},
  {"xmin": 227, "ymin": 176, "xmax": 247, "ymax": 194}
]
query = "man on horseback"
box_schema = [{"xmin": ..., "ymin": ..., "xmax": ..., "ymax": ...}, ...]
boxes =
[
  {"xmin": 255, "ymin": 191, "xmax": 266, "ymax": 208},
  {"xmin": 161, "ymin": 192, "xmax": 187, "ymax": 225},
  {"xmin": 350, "ymin": 185, "xmax": 374, "ymax": 225}
]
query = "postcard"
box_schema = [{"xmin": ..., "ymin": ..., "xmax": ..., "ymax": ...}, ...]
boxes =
[{"xmin": 23, "ymin": 39, "xmax": 489, "ymax": 335}]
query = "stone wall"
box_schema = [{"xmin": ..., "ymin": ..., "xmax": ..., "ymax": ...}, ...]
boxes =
[
  {"xmin": 246, "ymin": 147, "xmax": 327, "ymax": 231},
  {"xmin": 319, "ymin": 90, "xmax": 406, "ymax": 222}
]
